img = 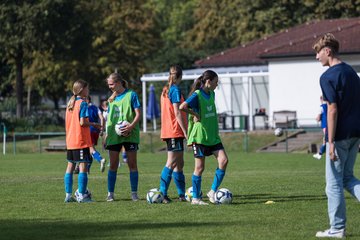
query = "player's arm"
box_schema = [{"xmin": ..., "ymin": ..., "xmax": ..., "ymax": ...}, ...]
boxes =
[
  {"xmin": 79, "ymin": 102, "xmax": 101, "ymax": 128},
  {"xmin": 121, "ymin": 108, "xmax": 141, "ymax": 135},
  {"xmin": 173, "ymin": 102, "xmax": 187, "ymax": 139},
  {"xmin": 180, "ymin": 93, "xmax": 200, "ymax": 121},
  {"xmin": 327, "ymin": 102, "xmax": 338, "ymax": 161},
  {"xmin": 98, "ymin": 110, "xmax": 105, "ymax": 135}
]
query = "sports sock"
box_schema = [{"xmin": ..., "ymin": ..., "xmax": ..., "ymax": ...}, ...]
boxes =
[
  {"xmin": 319, "ymin": 144, "xmax": 326, "ymax": 155},
  {"xmin": 108, "ymin": 170, "xmax": 117, "ymax": 193},
  {"xmin": 192, "ymin": 174, "xmax": 202, "ymax": 199},
  {"xmin": 160, "ymin": 167, "xmax": 173, "ymax": 195},
  {"xmin": 130, "ymin": 171, "xmax": 138, "ymax": 192},
  {"xmin": 122, "ymin": 151, "xmax": 127, "ymax": 160},
  {"xmin": 78, "ymin": 172, "xmax": 88, "ymax": 194},
  {"xmin": 92, "ymin": 151, "xmax": 103, "ymax": 163},
  {"xmin": 211, "ymin": 168, "xmax": 226, "ymax": 191},
  {"xmin": 64, "ymin": 173, "xmax": 73, "ymax": 194},
  {"xmin": 172, "ymin": 171, "xmax": 185, "ymax": 196}
]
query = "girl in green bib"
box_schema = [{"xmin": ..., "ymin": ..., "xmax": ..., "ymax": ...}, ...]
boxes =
[
  {"xmin": 105, "ymin": 72, "xmax": 141, "ymax": 202},
  {"xmin": 180, "ymin": 70, "xmax": 229, "ymax": 205}
]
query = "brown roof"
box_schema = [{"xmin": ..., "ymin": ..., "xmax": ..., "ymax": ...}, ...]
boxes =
[{"xmin": 195, "ymin": 17, "xmax": 360, "ymax": 68}]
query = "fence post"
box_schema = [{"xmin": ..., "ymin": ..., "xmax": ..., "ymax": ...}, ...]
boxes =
[
  {"xmin": 38, "ymin": 133, "xmax": 42, "ymax": 153},
  {"xmin": 285, "ymin": 130, "xmax": 289, "ymax": 153},
  {"xmin": 1, "ymin": 122, "xmax": 6, "ymax": 155},
  {"xmin": 13, "ymin": 132, "xmax": 16, "ymax": 155},
  {"xmin": 243, "ymin": 130, "xmax": 249, "ymax": 153}
]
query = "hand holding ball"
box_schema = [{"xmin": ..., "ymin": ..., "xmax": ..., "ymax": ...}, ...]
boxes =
[{"xmin": 115, "ymin": 121, "xmax": 131, "ymax": 137}]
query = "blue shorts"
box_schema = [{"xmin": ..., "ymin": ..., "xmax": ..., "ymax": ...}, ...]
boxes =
[
  {"xmin": 164, "ymin": 138, "xmax": 185, "ymax": 152},
  {"xmin": 67, "ymin": 148, "xmax": 92, "ymax": 163},
  {"xmin": 106, "ymin": 142, "xmax": 139, "ymax": 152},
  {"xmin": 192, "ymin": 143, "xmax": 224, "ymax": 158}
]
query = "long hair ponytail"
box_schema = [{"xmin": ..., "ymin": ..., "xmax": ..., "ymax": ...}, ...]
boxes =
[
  {"xmin": 67, "ymin": 79, "xmax": 88, "ymax": 111},
  {"xmin": 188, "ymin": 70, "xmax": 218, "ymax": 96}
]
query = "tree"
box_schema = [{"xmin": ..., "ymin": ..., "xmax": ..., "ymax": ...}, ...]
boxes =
[
  {"xmin": 89, "ymin": 0, "xmax": 160, "ymax": 91},
  {"xmin": 0, "ymin": 0, "xmax": 91, "ymax": 116}
]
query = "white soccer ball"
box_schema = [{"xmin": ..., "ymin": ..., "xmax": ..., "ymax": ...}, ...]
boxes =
[
  {"xmin": 185, "ymin": 186, "xmax": 203, "ymax": 202},
  {"xmin": 74, "ymin": 188, "xmax": 92, "ymax": 202},
  {"xmin": 115, "ymin": 120, "xmax": 130, "ymax": 137},
  {"xmin": 274, "ymin": 127, "xmax": 283, "ymax": 137},
  {"xmin": 214, "ymin": 188, "xmax": 233, "ymax": 204},
  {"xmin": 146, "ymin": 188, "xmax": 164, "ymax": 204}
]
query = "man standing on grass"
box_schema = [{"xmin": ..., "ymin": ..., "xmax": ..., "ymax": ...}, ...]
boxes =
[{"xmin": 313, "ymin": 33, "xmax": 360, "ymax": 238}]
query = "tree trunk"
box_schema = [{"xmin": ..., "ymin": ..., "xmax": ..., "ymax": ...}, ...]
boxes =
[
  {"xmin": 27, "ymin": 85, "xmax": 31, "ymax": 114},
  {"xmin": 15, "ymin": 46, "xmax": 24, "ymax": 118}
]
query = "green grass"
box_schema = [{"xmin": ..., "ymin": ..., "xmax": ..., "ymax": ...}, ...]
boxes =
[{"xmin": 1, "ymin": 151, "xmax": 360, "ymax": 239}]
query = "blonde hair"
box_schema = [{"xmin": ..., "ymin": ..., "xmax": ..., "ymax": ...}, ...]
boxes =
[
  {"xmin": 168, "ymin": 65, "xmax": 182, "ymax": 88},
  {"xmin": 106, "ymin": 72, "xmax": 128, "ymax": 103},
  {"xmin": 67, "ymin": 79, "xmax": 88, "ymax": 111},
  {"xmin": 313, "ymin": 33, "xmax": 339, "ymax": 54}
]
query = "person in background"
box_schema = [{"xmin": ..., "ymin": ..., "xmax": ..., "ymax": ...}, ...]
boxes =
[
  {"xmin": 64, "ymin": 79, "xmax": 98, "ymax": 203},
  {"xmin": 313, "ymin": 96, "xmax": 328, "ymax": 160},
  {"xmin": 180, "ymin": 70, "xmax": 229, "ymax": 205},
  {"xmin": 86, "ymin": 96, "xmax": 106, "ymax": 172},
  {"xmin": 313, "ymin": 33, "xmax": 360, "ymax": 238},
  {"xmin": 75, "ymin": 96, "xmax": 106, "ymax": 173},
  {"xmin": 105, "ymin": 72, "xmax": 141, "ymax": 202},
  {"xmin": 159, "ymin": 65, "xmax": 187, "ymax": 203}
]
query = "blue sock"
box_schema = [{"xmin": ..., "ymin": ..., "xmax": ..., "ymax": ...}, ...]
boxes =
[
  {"xmin": 192, "ymin": 174, "xmax": 202, "ymax": 199},
  {"xmin": 64, "ymin": 173, "xmax": 73, "ymax": 194},
  {"xmin": 108, "ymin": 170, "xmax": 117, "ymax": 192},
  {"xmin": 172, "ymin": 171, "xmax": 185, "ymax": 196},
  {"xmin": 92, "ymin": 151, "xmax": 103, "ymax": 163},
  {"xmin": 211, "ymin": 168, "xmax": 226, "ymax": 191},
  {"xmin": 78, "ymin": 172, "xmax": 88, "ymax": 194},
  {"xmin": 159, "ymin": 167, "xmax": 173, "ymax": 196},
  {"xmin": 122, "ymin": 151, "xmax": 127, "ymax": 160},
  {"xmin": 130, "ymin": 171, "xmax": 138, "ymax": 192},
  {"xmin": 319, "ymin": 144, "xmax": 326, "ymax": 155}
]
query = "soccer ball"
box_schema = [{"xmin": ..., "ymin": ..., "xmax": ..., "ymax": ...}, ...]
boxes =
[
  {"xmin": 74, "ymin": 188, "xmax": 92, "ymax": 202},
  {"xmin": 185, "ymin": 186, "xmax": 203, "ymax": 202},
  {"xmin": 214, "ymin": 188, "xmax": 233, "ymax": 204},
  {"xmin": 115, "ymin": 120, "xmax": 130, "ymax": 137},
  {"xmin": 146, "ymin": 188, "xmax": 164, "ymax": 204},
  {"xmin": 274, "ymin": 127, "xmax": 283, "ymax": 137}
]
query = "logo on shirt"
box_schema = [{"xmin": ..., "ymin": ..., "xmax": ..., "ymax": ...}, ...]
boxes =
[{"xmin": 112, "ymin": 106, "xmax": 123, "ymax": 120}]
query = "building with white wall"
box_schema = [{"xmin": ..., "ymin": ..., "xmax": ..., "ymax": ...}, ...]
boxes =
[{"xmin": 141, "ymin": 17, "xmax": 360, "ymax": 131}]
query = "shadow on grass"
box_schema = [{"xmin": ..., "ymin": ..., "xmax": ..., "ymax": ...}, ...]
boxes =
[
  {"xmin": 0, "ymin": 220, "xmax": 233, "ymax": 240},
  {"xmin": 233, "ymin": 193, "xmax": 328, "ymax": 204}
]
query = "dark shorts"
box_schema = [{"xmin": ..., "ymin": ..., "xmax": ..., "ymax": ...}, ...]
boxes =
[
  {"xmin": 106, "ymin": 142, "xmax": 139, "ymax": 152},
  {"xmin": 90, "ymin": 131, "xmax": 99, "ymax": 146},
  {"xmin": 67, "ymin": 148, "xmax": 92, "ymax": 163},
  {"xmin": 164, "ymin": 138, "xmax": 185, "ymax": 152},
  {"xmin": 191, "ymin": 143, "xmax": 224, "ymax": 158}
]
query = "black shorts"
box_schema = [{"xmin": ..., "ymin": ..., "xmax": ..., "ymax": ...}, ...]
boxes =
[
  {"xmin": 192, "ymin": 143, "xmax": 224, "ymax": 158},
  {"xmin": 106, "ymin": 142, "xmax": 139, "ymax": 152},
  {"xmin": 67, "ymin": 148, "xmax": 92, "ymax": 163},
  {"xmin": 164, "ymin": 138, "xmax": 185, "ymax": 152}
]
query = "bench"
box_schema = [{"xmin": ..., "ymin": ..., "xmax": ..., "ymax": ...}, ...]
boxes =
[
  {"xmin": 273, "ymin": 110, "xmax": 297, "ymax": 129},
  {"xmin": 45, "ymin": 140, "xmax": 67, "ymax": 152}
]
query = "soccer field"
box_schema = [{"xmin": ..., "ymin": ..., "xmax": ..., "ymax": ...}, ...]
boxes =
[{"xmin": 0, "ymin": 152, "xmax": 359, "ymax": 240}]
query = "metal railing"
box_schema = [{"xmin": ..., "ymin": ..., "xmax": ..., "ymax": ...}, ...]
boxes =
[{"xmin": 12, "ymin": 132, "xmax": 66, "ymax": 154}]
